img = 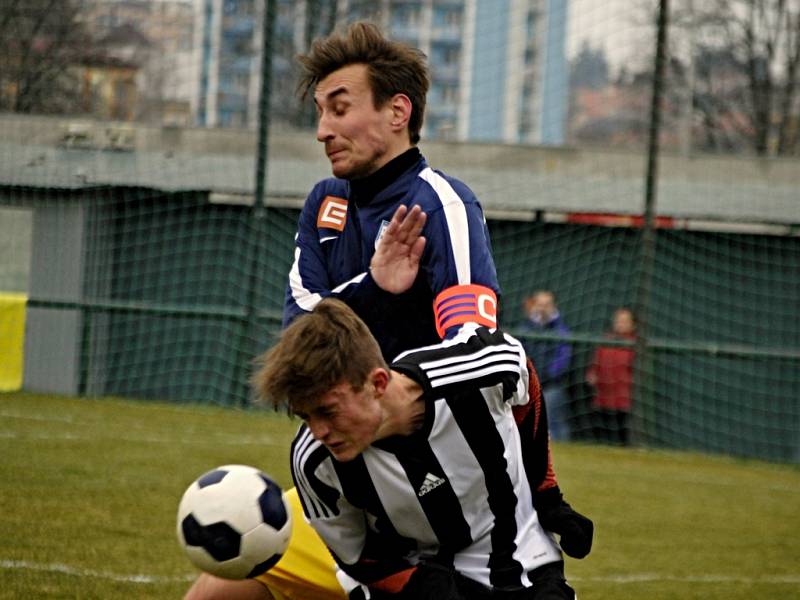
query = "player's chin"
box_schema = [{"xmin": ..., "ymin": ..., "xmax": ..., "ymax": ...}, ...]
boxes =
[
  {"xmin": 329, "ymin": 156, "xmax": 352, "ymax": 179},
  {"xmin": 327, "ymin": 443, "xmax": 359, "ymax": 462},
  {"xmin": 332, "ymin": 158, "xmax": 378, "ymax": 181}
]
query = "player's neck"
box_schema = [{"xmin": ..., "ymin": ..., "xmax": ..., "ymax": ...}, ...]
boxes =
[
  {"xmin": 375, "ymin": 371, "xmax": 425, "ymax": 440},
  {"xmin": 350, "ymin": 146, "xmax": 420, "ymax": 206}
]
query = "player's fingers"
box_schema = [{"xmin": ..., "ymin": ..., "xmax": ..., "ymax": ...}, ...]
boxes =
[
  {"xmin": 409, "ymin": 236, "xmax": 426, "ymax": 263},
  {"xmin": 412, "ymin": 210, "xmax": 427, "ymax": 236},
  {"xmin": 378, "ymin": 205, "xmax": 425, "ymax": 253},
  {"xmin": 397, "ymin": 205, "xmax": 426, "ymax": 242},
  {"xmin": 405, "ymin": 205, "xmax": 426, "ymax": 231},
  {"xmin": 390, "ymin": 204, "xmax": 408, "ymax": 227},
  {"xmin": 376, "ymin": 206, "xmax": 406, "ymax": 251}
]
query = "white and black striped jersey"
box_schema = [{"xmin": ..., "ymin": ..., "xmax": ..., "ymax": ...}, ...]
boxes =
[{"xmin": 291, "ymin": 323, "xmax": 562, "ymax": 591}]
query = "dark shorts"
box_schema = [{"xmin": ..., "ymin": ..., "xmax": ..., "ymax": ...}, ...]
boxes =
[
  {"xmin": 456, "ymin": 561, "xmax": 576, "ymax": 600},
  {"xmin": 525, "ymin": 561, "xmax": 576, "ymax": 600}
]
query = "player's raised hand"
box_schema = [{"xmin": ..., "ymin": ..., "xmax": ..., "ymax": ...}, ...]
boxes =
[{"xmin": 370, "ymin": 204, "xmax": 427, "ymax": 294}]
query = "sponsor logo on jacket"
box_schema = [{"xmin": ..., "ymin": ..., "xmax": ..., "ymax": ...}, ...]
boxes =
[{"xmin": 317, "ymin": 196, "xmax": 348, "ymax": 231}]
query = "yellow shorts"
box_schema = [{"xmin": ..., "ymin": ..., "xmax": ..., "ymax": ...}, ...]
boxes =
[{"xmin": 256, "ymin": 488, "xmax": 346, "ymax": 600}]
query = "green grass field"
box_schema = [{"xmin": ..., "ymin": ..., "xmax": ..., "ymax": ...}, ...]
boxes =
[{"xmin": 1, "ymin": 391, "xmax": 799, "ymax": 599}]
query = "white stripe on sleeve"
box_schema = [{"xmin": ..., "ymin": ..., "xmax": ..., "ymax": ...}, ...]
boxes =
[
  {"xmin": 419, "ymin": 168, "xmax": 471, "ymax": 284},
  {"xmin": 288, "ymin": 246, "xmax": 323, "ymax": 311}
]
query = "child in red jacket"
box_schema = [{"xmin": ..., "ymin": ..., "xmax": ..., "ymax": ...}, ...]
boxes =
[{"xmin": 586, "ymin": 307, "xmax": 637, "ymax": 446}]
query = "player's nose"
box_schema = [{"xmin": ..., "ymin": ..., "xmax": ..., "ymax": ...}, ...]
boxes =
[
  {"xmin": 316, "ymin": 113, "xmax": 334, "ymax": 142},
  {"xmin": 307, "ymin": 416, "xmax": 330, "ymax": 440}
]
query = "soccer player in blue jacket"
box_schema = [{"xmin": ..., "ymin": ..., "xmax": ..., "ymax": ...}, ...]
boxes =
[{"xmin": 284, "ymin": 27, "xmax": 499, "ymax": 362}]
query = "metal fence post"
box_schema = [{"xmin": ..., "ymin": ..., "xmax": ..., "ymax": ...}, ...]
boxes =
[
  {"xmin": 235, "ymin": 0, "xmax": 277, "ymax": 405},
  {"xmin": 634, "ymin": 0, "xmax": 670, "ymax": 443}
]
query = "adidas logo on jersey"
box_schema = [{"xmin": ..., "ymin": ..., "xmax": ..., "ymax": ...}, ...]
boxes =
[{"xmin": 418, "ymin": 473, "xmax": 445, "ymax": 497}]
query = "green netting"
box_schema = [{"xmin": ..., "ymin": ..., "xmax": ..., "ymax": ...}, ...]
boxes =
[
  {"xmin": 74, "ymin": 192, "xmax": 299, "ymax": 404},
  {"xmin": 490, "ymin": 221, "xmax": 800, "ymax": 462}
]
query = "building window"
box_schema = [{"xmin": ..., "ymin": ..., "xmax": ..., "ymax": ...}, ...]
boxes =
[
  {"xmin": 442, "ymin": 84, "xmax": 458, "ymax": 104},
  {"xmin": 224, "ymin": 0, "xmax": 254, "ymax": 17},
  {"xmin": 433, "ymin": 7, "xmax": 462, "ymax": 28}
]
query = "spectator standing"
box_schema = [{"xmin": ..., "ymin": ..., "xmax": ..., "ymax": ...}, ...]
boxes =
[
  {"xmin": 519, "ymin": 291, "xmax": 573, "ymax": 441},
  {"xmin": 586, "ymin": 307, "xmax": 637, "ymax": 446}
]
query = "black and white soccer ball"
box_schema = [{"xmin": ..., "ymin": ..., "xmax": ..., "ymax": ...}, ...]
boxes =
[{"xmin": 176, "ymin": 464, "xmax": 292, "ymax": 580}]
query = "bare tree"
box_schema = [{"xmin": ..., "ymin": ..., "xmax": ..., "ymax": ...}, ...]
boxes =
[
  {"xmin": 693, "ymin": 47, "xmax": 753, "ymax": 152},
  {"xmin": 685, "ymin": 0, "xmax": 800, "ymax": 155},
  {"xmin": 0, "ymin": 0, "xmax": 94, "ymax": 114},
  {"xmin": 776, "ymin": 5, "xmax": 800, "ymax": 153}
]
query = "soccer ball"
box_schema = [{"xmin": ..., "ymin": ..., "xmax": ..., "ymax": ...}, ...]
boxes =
[{"xmin": 176, "ymin": 464, "xmax": 292, "ymax": 580}]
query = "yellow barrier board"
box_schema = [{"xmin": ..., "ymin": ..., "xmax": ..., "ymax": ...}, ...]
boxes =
[{"xmin": 0, "ymin": 293, "xmax": 26, "ymax": 391}]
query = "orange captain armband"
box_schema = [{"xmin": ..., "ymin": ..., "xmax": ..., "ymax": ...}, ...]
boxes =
[{"xmin": 433, "ymin": 284, "xmax": 498, "ymax": 338}]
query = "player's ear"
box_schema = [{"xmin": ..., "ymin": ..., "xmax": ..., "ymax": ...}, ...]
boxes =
[
  {"xmin": 389, "ymin": 93, "xmax": 412, "ymax": 132},
  {"xmin": 369, "ymin": 367, "xmax": 390, "ymax": 396}
]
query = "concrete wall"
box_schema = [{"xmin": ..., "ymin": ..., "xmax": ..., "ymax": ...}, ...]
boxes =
[{"xmin": 0, "ymin": 113, "xmax": 798, "ymax": 227}]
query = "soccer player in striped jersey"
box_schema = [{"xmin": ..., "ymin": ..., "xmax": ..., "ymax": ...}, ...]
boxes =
[{"xmin": 253, "ymin": 297, "xmax": 577, "ymax": 599}]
